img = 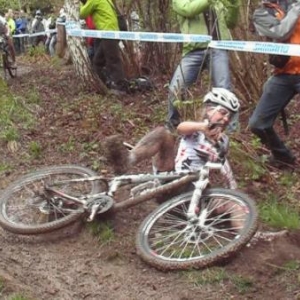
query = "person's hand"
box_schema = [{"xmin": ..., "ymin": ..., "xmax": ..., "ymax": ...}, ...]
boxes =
[{"xmin": 205, "ymin": 122, "xmax": 225, "ymax": 141}]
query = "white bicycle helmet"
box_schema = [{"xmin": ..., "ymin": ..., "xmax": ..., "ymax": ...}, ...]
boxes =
[{"xmin": 203, "ymin": 88, "xmax": 240, "ymax": 112}]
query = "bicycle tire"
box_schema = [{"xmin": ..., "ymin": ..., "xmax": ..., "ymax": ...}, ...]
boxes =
[
  {"xmin": 3, "ymin": 51, "xmax": 16, "ymax": 78},
  {"xmin": 136, "ymin": 188, "xmax": 258, "ymax": 271},
  {"xmin": 0, "ymin": 165, "xmax": 100, "ymax": 235}
]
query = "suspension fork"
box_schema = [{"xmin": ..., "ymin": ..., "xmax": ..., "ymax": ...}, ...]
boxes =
[{"xmin": 186, "ymin": 166, "xmax": 210, "ymax": 222}]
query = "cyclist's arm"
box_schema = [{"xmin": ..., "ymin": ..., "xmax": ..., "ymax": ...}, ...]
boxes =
[{"xmin": 177, "ymin": 120, "xmax": 209, "ymax": 136}]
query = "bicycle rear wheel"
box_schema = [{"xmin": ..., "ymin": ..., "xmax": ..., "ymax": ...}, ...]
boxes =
[
  {"xmin": 136, "ymin": 188, "xmax": 258, "ymax": 270},
  {"xmin": 3, "ymin": 51, "xmax": 16, "ymax": 78},
  {"xmin": 0, "ymin": 165, "xmax": 100, "ymax": 235}
]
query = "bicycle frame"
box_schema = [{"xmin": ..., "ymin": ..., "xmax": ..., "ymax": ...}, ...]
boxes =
[{"xmin": 44, "ymin": 161, "xmax": 224, "ymax": 223}]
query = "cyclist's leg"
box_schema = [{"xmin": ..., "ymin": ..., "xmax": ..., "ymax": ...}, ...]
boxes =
[
  {"xmin": 104, "ymin": 127, "xmax": 175, "ymax": 174},
  {"xmin": 211, "ymin": 198, "xmax": 245, "ymax": 232},
  {"xmin": 132, "ymin": 126, "xmax": 176, "ymax": 172}
]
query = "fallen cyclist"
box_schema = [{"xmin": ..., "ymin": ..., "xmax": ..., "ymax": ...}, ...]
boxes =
[
  {"xmin": 105, "ymin": 88, "xmax": 244, "ymax": 231},
  {"xmin": 105, "ymin": 88, "xmax": 238, "ymax": 185}
]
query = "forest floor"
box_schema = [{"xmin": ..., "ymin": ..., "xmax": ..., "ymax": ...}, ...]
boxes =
[{"xmin": 0, "ymin": 55, "xmax": 300, "ymax": 300}]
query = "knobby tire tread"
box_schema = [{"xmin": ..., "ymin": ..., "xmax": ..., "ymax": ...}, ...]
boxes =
[
  {"xmin": 136, "ymin": 188, "xmax": 258, "ymax": 271},
  {"xmin": 0, "ymin": 165, "xmax": 98, "ymax": 235}
]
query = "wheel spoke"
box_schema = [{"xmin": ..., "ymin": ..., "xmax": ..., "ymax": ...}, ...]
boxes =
[
  {"xmin": 0, "ymin": 166, "xmax": 99, "ymax": 234},
  {"xmin": 138, "ymin": 189, "xmax": 258, "ymax": 269}
]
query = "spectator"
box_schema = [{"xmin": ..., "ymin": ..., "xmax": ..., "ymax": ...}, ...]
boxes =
[
  {"xmin": 166, "ymin": 0, "xmax": 239, "ymax": 132},
  {"xmin": 5, "ymin": 10, "xmax": 16, "ymax": 35},
  {"xmin": 45, "ymin": 14, "xmax": 57, "ymax": 56},
  {"xmin": 14, "ymin": 10, "xmax": 28, "ymax": 54},
  {"xmin": 85, "ymin": 15, "xmax": 96, "ymax": 61},
  {"xmin": 31, "ymin": 10, "xmax": 46, "ymax": 47},
  {"xmin": 79, "ymin": 0, "xmax": 128, "ymax": 94},
  {"xmin": 46, "ymin": 8, "xmax": 67, "ymax": 57},
  {"xmin": 249, "ymin": 0, "xmax": 300, "ymax": 168},
  {"xmin": 0, "ymin": 14, "xmax": 17, "ymax": 67}
]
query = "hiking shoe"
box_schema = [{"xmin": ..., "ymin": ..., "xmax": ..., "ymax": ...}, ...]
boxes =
[
  {"xmin": 104, "ymin": 135, "xmax": 129, "ymax": 174},
  {"xmin": 267, "ymin": 155, "xmax": 296, "ymax": 169}
]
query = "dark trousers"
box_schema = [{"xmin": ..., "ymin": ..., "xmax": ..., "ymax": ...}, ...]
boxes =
[{"xmin": 93, "ymin": 39, "xmax": 125, "ymax": 85}]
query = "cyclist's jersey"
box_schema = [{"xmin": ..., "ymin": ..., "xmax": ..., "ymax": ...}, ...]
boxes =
[{"xmin": 175, "ymin": 131, "xmax": 237, "ymax": 189}]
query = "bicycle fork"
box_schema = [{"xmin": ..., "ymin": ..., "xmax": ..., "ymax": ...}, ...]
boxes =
[{"xmin": 186, "ymin": 167, "xmax": 210, "ymax": 223}]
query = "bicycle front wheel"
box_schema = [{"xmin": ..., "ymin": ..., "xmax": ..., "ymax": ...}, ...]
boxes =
[
  {"xmin": 136, "ymin": 188, "xmax": 258, "ymax": 270},
  {"xmin": 0, "ymin": 165, "xmax": 100, "ymax": 235}
]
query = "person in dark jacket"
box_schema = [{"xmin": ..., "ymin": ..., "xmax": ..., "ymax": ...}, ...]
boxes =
[{"xmin": 249, "ymin": 0, "xmax": 300, "ymax": 168}]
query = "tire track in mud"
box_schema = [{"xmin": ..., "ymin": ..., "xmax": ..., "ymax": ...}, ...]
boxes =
[{"xmin": 0, "ymin": 223, "xmax": 220, "ymax": 300}]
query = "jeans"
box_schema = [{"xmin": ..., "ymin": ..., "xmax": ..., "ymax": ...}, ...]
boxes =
[
  {"xmin": 249, "ymin": 74, "xmax": 300, "ymax": 160},
  {"xmin": 167, "ymin": 48, "xmax": 238, "ymax": 131}
]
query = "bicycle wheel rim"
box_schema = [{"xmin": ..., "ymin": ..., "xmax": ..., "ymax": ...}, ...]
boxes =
[
  {"xmin": 137, "ymin": 189, "xmax": 258, "ymax": 270},
  {"xmin": 0, "ymin": 165, "xmax": 99, "ymax": 234}
]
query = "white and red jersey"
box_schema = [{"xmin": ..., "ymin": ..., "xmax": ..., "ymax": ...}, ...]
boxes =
[{"xmin": 175, "ymin": 132, "xmax": 237, "ymax": 189}]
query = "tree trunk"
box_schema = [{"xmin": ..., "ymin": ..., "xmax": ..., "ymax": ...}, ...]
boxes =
[{"xmin": 64, "ymin": 0, "xmax": 107, "ymax": 94}]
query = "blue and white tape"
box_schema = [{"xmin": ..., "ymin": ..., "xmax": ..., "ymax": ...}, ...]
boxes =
[
  {"xmin": 65, "ymin": 21, "xmax": 208, "ymax": 43},
  {"xmin": 210, "ymin": 40, "xmax": 300, "ymax": 56},
  {"xmin": 12, "ymin": 29, "xmax": 57, "ymax": 38},
  {"xmin": 12, "ymin": 20, "xmax": 300, "ymax": 57}
]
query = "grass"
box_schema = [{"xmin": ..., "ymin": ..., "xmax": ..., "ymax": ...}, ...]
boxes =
[
  {"xmin": 182, "ymin": 268, "xmax": 255, "ymax": 294},
  {"xmin": 0, "ymin": 276, "xmax": 32, "ymax": 300},
  {"xmin": 59, "ymin": 136, "xmax": 76, "ymax": 153},
  {"xmin": 258, "ymin": 195, "xmax": 300, "ymax": 230},
  {"xmin": 9, "ymin": 295, "xmax": 31, "ymax": 300},
  {"xmin": 28, "ymin": 141, "xmax": 42, "ymax": 159},
  {"xmin": 86, "ymin": 220, "xmax": 115, "ymax": 244},
  {"xmin": 182, "ymin": 267, "xmax": 228, "ymax": 286},
  {"xmin": 229, "ymin": 274, "xmax": 255, "ymax": 294},
  {"xmin": 0, "ymin": 277, "xmax": 4, "ymax": 294},
  {"xmin": 0, "ymin": 82, "xmax": 35, "ymax": 145}
]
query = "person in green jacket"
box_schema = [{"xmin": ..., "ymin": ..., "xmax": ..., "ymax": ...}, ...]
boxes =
[
  {"xmin": 80, "ymin": 0, "xmax": 127, "ymax": 93},
  {"xmin": 5, "ymin": 10, "xmax": 16, "ymax": 35},
  {"xmin": 166, "ymin": 0, "xmax": 240, "ymax": 132}
]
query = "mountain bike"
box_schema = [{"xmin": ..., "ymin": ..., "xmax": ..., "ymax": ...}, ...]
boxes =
[
  {"xmin": 0, "ymin": 34, "xmax": 17, "ymax": 79},
  {"xmin": 0, "ymin": 158, "xmax": 258, "ymax": 270}
]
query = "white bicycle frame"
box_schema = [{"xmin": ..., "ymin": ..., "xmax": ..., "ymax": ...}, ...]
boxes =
[{"xmin": 46, "ymin": 161, "xmax": 224, "ymax": 222}]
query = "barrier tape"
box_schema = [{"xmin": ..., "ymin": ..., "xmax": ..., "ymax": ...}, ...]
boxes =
[
  {"xmin": 12, "ymin": 20, "xmax": 300, "ymax": 57},
  {"xmin": 210, "ymin": 40, "xmax": 300, "ymax": 56},
  {"xmin": 12, "ymin": 29, "xmax": 57, "ymax": 38}
]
